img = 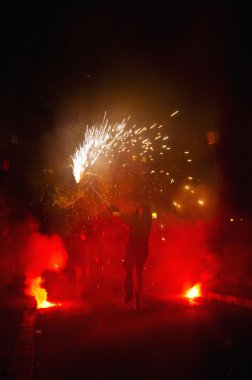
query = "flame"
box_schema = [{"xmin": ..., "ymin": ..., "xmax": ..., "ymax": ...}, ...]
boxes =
[
  {"xmin": 25, "ymin": 276, "xmax": 56, "ymax": 309},
  {"xmin": 184, "ymin": 283, "xmax": 202, "ymax": 300}
]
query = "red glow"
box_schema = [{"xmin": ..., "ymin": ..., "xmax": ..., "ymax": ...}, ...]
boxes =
[
  {"xmin": 147, "ymin": 215, "xmax": 217, "ymax": 295},
  {"xmin": 2, "ymin": 159, "xmax": 10, "ymax": 171},
  {"xmin": 80, "ymin": 233, "xmax": 86, "ymax": 241}
]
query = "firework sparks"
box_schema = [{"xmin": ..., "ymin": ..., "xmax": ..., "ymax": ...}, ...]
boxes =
[
  {"xmin": 72, "ymin": 115, "xmax": 176, "ymax": 186},
  {"xmin": 171, "ymin": 110, "xmax": 179, "ymax": 117},
  {"xmin": 68, "ymin": 113, "xmax": 199, "ymax": 213},
  {"xmin": 72, "ymin": 116, "xmax": 129, "ymax": 183}
]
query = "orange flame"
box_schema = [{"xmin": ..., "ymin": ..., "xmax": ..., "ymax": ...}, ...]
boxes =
[
  {"xmin": 184, "ymin": 283, "xmax": 202, "ymax": 300},
  {"xmin": 25, "ymin": 276, "xmax": 56, "ymax": 309}
]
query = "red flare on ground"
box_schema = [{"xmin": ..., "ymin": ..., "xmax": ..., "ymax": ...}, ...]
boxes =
[
  {"xmin": 23, "ymin": 231, "xmax": 68, "ymax": 308},
  {"xmin": 184, "ymin": 283, "xmax": 202, "ymax": 300},
  {"xmin": 25, "ymin": 276, "xmax": 56, "ymax": 309}
]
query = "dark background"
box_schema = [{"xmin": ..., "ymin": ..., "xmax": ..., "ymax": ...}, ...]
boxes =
[{"xmin": 0, "ymin": 1, "xmax": 251, "ymax": 214}]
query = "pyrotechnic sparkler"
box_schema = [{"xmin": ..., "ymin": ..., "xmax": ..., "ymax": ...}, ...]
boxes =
[
  {"xmin": 52, "ymin": 113, "xmax": 213, "ymax": 261},
  {"xmin": 72, "ymin": 115, "xmax": 130, "ymax": 183},
  {"xmin": 87, "ymin": 181, "xmax": 113, "ymax": 211},
  {"xmin": 71, "ymin": 115, "xmax": 193, "ymax": 191},
  {"xmin": 60, "ymin": 113, "xmax": 203, "ymax": 220}
]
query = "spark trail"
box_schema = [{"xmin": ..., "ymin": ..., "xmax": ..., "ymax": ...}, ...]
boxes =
[{"xmin": 72, "ymin": 115, "xmax": 179, "ymax": 185}]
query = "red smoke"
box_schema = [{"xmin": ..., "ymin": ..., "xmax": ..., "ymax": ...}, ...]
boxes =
[
  {"xmin": 2, "ymin": 192, "xmax": 252, "ymax": 306},
  {"xmin": 24, "ymin": 232, "xmax": 67, "ymax": 275},
  {"xmin": 24, "ymin": 231, "xmax": 67, "ymax": 307},
  {"xmin": 147, "ymin": 214, "xmax": 219, "ymax": 295}
]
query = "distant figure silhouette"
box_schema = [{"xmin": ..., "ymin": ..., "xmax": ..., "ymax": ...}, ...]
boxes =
[{"xmin": 123, "ymin": 203, "xmax": 152, "ymax": 309}]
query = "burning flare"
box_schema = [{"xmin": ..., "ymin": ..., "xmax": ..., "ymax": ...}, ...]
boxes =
[
  {"xmin": 25, "ymin": 276, "xmax": 56, "ymax": 309},
  {"xmin": 184, "ymin": 283, "xmax": 202, "ymax": 300}
]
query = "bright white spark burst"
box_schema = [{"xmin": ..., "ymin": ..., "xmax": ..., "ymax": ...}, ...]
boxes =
[
  {"xmin": 72, "ymin": 116, "xmax": 129, "ymax": 183},
  {"xmin": 71, "ymin": 115, "xmax": 193, "ymax": 197}
]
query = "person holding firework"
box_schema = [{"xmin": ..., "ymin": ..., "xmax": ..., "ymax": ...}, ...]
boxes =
[{"xmin": 123, "ymin": 202, "xmax": 152, "ymax": 310}]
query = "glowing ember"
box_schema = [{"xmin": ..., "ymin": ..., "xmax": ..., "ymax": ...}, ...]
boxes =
[
  {"xmin": 185, "ymin": 283, "xmax": 202, "ymax": 300},
  {"xmin": 152, "ymin": 212, "xmax": 158, "ymax": 219},
  {"xmin": 25, "ymin": 276, "xmax": 56, "ymax": 309},
  {"xmin": 171, "ymin": 110, "xmax": 179, "ymax": 117}
]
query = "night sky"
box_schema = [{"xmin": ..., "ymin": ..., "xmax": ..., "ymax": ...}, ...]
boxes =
[{"xmin": 0, "ymin": 2, "xmax": 251, "ymax": 213}]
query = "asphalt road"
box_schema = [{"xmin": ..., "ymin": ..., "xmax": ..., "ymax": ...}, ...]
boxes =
[
  {"xmin": 33, "ymin": 294, "xmax": 252, "ymax": 380},
  {"xmin": 0, "ymin": 290, "xmax": 26, "ymax": 376}
]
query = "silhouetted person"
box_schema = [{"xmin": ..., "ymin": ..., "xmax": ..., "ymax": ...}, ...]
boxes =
[{"xmin": 123, "ymin": 203, "xmax": 152, "ymax": 309}]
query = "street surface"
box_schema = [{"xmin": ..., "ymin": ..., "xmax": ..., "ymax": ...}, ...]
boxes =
[
  {"xmin": 0, "ymin": 290, "xmax": 26, "ymax": 377},
  {"xmin": 33, "ymin": 293, "xmax": 252, "ymax": 380}
]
